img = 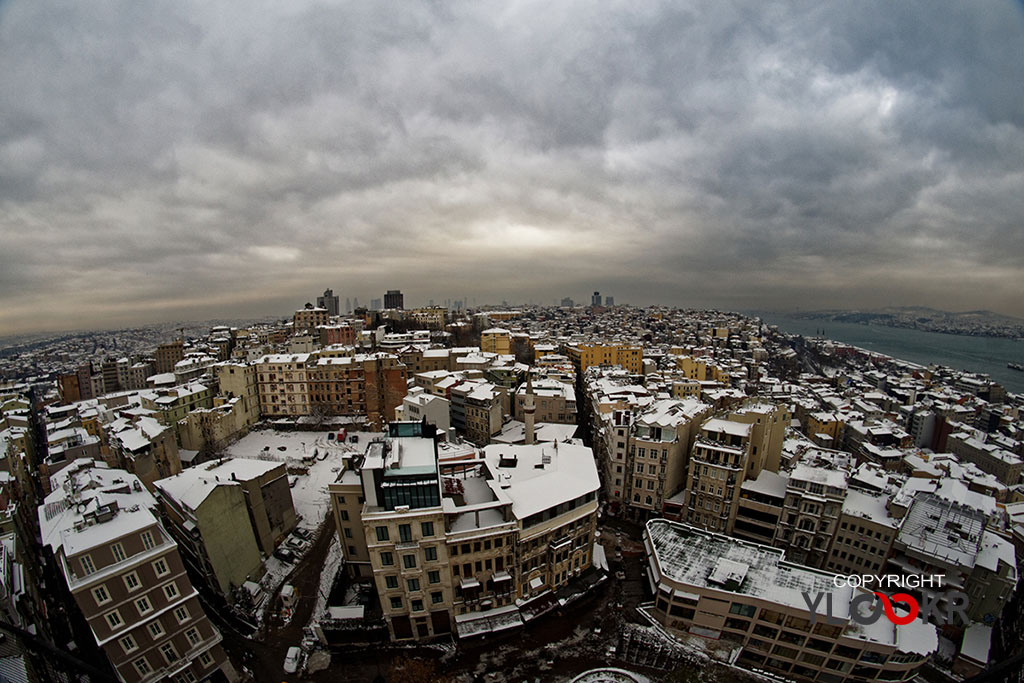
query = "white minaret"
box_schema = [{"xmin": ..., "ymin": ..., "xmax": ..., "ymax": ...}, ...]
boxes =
[{"xmin": 523, "ymin": 370, "xmax": 536, "ymax": 446}]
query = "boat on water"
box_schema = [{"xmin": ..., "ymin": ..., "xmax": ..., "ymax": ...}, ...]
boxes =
[{"xmin": 1008, "ymin": 362, "xmax": 1024, "ymax": 372}]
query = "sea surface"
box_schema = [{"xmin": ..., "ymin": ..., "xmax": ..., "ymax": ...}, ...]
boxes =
[{"xmin": 755, "ymin": 313, "xmax": 1024, "ymax": 394}]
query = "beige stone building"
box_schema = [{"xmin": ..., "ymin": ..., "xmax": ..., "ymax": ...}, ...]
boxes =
[
  {"xmin": 824, "ymin": 489, "xmax": 897, "ymax": 577},
  {"xmin": 645, "ymin": 519, "xmax": 937, "ymax": 682},
  {"xmin": 512, "ymin": 377, "xmax": 576, "ymax": 424},
  {"xmin": 154, "ymin": 472, "xmax": 263, "ymax": 596},
  {"xmin": 108, "ymin": 416, "xmax": 183, "ymax": 493},
  {"xmin": 684, "ymin": 403, "xmax": 790, "ymax": 535},
  {"xmin": 38, "ymin": 461, "xmax": 236, "ymax": 683},
  {"xmin": 293, "ymin": 304, "xmax": 330, "ymax": 332},
  {"xmin": 331, "ymin": 422, "xmax": 600, "ymax": 642},
  {"xmin": 255, "ymin": 353, "xmax": 313, "ymax": 417},
  {"xmin": 480, "ymin": 328, "xmax": 511, "ymax": 356}
]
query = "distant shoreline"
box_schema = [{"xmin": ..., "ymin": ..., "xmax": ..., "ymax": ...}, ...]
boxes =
[{"xmin": 784, "ymin": 312, "xmax": 1024, "ymax": 341}]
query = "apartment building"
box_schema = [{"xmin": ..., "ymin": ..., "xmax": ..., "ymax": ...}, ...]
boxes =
[
  {"xmin": 255, "ymin": 353, "xmax": 313, "ymax": 417},
  {"xmin": 886, "ymin": 492, "xmax": 1016, "ymax": 623},
  {"xmin": 566, "ymin": 343, "xmax": 642, "ymax": 375},
  {"xmin": 141, "ymin": 382, "xmax": 213, "ymax": 434},
  {"xmin": 155, "ymin": 341, "xmax": 184, "ymax": 375},
  {"xmin": 645, "ymin": 519, "xmax": 937, "ymax": 683},
  {"xmin": 480, "ymin": 328, "xmax": 511, "ymax": 356},
  {"xmin": 108, "ymin": 416, "xmax": 183, "ymax": 493},
  {"xmin": 309, "ymin": 353, "xmax": 408, "ymax": 430},
  {"xmin": 293, "ymin": 304, "xmax": 330, "ymax": 332},
  {"xmin": 774, "ymin": 464, "xmax": 848, "ymax": 569},
  {"xmin": 449, "ymin": 381, "xmax": 504, "ymax": 445},
  {"xmin": 513, "ymin": 378, "xmax": 576, "ymax": 424},
  {"xmin": 154, "ymin": 469, "xmax": 264, "ymax": 596},
  {"xmin": 333, "ymin": 422, "xmax": 600, "ymax": 642},
  {"xmin": 319, "ymin": 324, "xmax": 356, "ymax": 347},
  {"xmin": 946, "ymin": 430, "xmax": 1023, "ymax": 486},
  {"xmin": 732, "ymin": 470, "xmax": 788, "ymax": 546},
  {"xmin": 38, "ymin": 460, "xmax": 236, "ymax": 683},
  {"xmin": 356, "ymin": 423, "xmax": 452, "ymax": 640},
  {"xmin": 624, "ymin": 399, "xmax": 711, "ymax": 520},
  {"xmin": 824, "ymin": 490, "xmax": 897, "ymax": 577},
  {"xmin": 395, "ymin": 387, "xmax": 451, "ymax": 435},
  {"xmin": 684, "ymin": 403, "xmax": 790, "ymax": 535}
]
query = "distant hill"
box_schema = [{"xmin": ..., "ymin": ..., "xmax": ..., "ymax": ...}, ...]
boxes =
[{"xmin": 792, "ymin": 307, "xmax": 1024, "ymax": 339}]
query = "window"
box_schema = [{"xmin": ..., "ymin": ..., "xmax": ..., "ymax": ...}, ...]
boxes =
[
  {"xmin": 340, "ymin": 509, "xmax": 349, "ymax": 521},
  {"xmin": 399, "ymin": 524, "xmax": 412, "ymax": 542},
  {"xmin": 385, "ymin": 575, "xmax": 399, "ymax": 589},
  {"xmin": 432, "ymin": 591, "xmax": 443, "ymax": 604},
  {"xmin": 174, "ymin": 672, "xmax": 198, "ymax": 683},
  {"xmin": 411, "ymin": 599, "xmax": 424, "ymax": 612},
  {"xmin": 92, "ymin": 585, "xmax": 111, "ymax": 606},
  {"xmin": 104, "ymin": 610, "xmax": 123, "ymax": 630},
  {"xmin": 428, "ymin": 570, "xmax": 440, "ymax": 584},
  {"xmin": 173, "ymin": 606, "xmax": 190, "ymax": 624},
  {"xmin": 185, "ymin": 627, "xmax": 203, "ymax": 646},
  {"xmin": 80, "ymin": 555, "xmax": 96, "ymax": 576},
  {"xmin": 163, "ymin": 582, "xmax": 180, "ymax": 600},
  {"xmin": 148, "ymin": 620, "xmax": 166, "ymax": 639},
  {"xmin": 375, "ymin": 526, "xmax": 390, "ymax": 542},
  {"xmin": 111, "ymin": 543, "xmax": 127, "ymax": 563},
  {"xmin": 407, "ymin": 578, "xmax": 420, "ymax": 592},
  {"xmin": 425, "ymin": 546, "xmax": 437, "ymax": 561},
  {"xmin": 344, "ymin": 527, "xmax": 353, "ymax": 538},
  {"xmin": 120, "ymin": 634, "xmax": 138, "ymax": 654},
  {"xmin": 153, "ymin": 558, "xmax": 170, "ymax": 577},
  {"xmin": 133, "ymin": 658, "xmax": 152, "ymax": 676},
  {"xmin": 390, "ymin": 596, "xmax": 403, "ymax": 609},
  {"xmin": 730, "ymin": 603, "xmax": 757, "ymax": 617},
  {"xmin": 141, "ymin": 530, "xmax": 156, "ymax": 550},
  {"xmin": 123, "ymin": 572, "xmax": 141, "ymax": 592},
  {"xmin": 403, "ymin": 554, "xmax": 417, "ymax": 569},
  {"xmin": 135, "ymin": 596, "xmax": 153, "ymax": 615},
  {"xmin": 198, "ymin": 651, "xmax": 214, "ymax": 668},
  {"xmin": 159, "ymin": 642, "xmax": 178, "ymax": 664},
  {"xmin": 421, "ymin": 521, "xmax": 434, "ymax": 537},
  {"xmin": 380, "ymin": 551, "xmax": 394, "ymax": 566}
]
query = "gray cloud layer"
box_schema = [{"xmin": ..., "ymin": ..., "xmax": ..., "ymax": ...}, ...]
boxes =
[{"xmin": 1, "ymin": 0, "xmax": 1023, "ymax": 333}]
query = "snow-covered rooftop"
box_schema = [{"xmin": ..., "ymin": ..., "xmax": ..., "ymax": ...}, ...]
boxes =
[{"xmin": 481, "ymin": 442, "xmax": 599, "ymax": 520}]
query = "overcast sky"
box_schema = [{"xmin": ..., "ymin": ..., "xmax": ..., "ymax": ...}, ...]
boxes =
[{"xmin": 2, "ymin": 0, "xmax": 1023, "ymax": 334}]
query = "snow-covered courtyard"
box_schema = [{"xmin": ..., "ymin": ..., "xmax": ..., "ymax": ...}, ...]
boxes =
[{"xmin": 222, "ymin": 427, "xmax": 383, "ymax": 529}]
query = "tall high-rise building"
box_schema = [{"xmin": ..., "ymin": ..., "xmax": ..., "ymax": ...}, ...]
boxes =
[
  {"xmin": 384, "ymin": 289, "xmax": 404, "ymax": 309},
  {"xmin": 317, "ymin": 288, "xmax": 340, "ymax": 316},
  {"xmin": 370, "ymin": 298, "xmax": 383, "ymax": 311},
  {"xmin": 605, "ymin": 296, "xmax": 614, "ymax": 306},
  {"xmin": 345, "ymin": 297, "xmax": 352, "ymax": 314},
  {"xmin": 591, "ymin": 291, "xmax": 601, "ymax": 306}
]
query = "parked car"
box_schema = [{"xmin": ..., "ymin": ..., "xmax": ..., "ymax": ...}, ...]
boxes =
[
  {"xmin": 283, "ymin": 646, "xmax": 301, "ymax": 674},
  {"xmin": 286, "ymin": 537, "xmax": 309, "ymax": 553},
  {"xmin": 273, "ymin": 547, "xmax": 296, "ymax": 563},
  {"xmin": 293, "ymin": 527, "xmax": 313, "ymax": 540}
]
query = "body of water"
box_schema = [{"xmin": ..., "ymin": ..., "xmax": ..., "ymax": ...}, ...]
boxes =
[{"xmin": 755, "ymin": 313, "xmax": 1024, "ymax": 394}]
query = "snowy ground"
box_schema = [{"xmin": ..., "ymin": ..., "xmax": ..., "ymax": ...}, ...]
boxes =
[
  {"xmin": 220, "ymin": 427, "xmax": 383, "ymax": 623},
  {"xmin": 307, "ymin": 534, "xmax": 344, "ymax": 627},
  {"xmin": 223, "ymin": 428, "xmax": 384, "ymax": 529}
]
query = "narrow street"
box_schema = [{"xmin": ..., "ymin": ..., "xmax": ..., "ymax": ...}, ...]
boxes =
[{"xmin": 220, "ymin": 512, "xmax": 337, "ymax": 681}]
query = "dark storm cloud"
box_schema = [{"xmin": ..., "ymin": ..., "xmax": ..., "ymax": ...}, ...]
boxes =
[{"xmin": 1, "ymin": 0, "xmax": 1023, "ymax": 333}]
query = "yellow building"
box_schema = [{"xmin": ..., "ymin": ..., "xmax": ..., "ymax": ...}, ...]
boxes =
[
  {"xmin": 480, "ymin": 328, "xmax": 511, "ymax": 355},
  {"xmin": 674, "ymin": 355, "xmax": 708, "ymax": 381},
  {"xmin": 566, "ymin": 343, "xmax": 642, "ymax": 374}
]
